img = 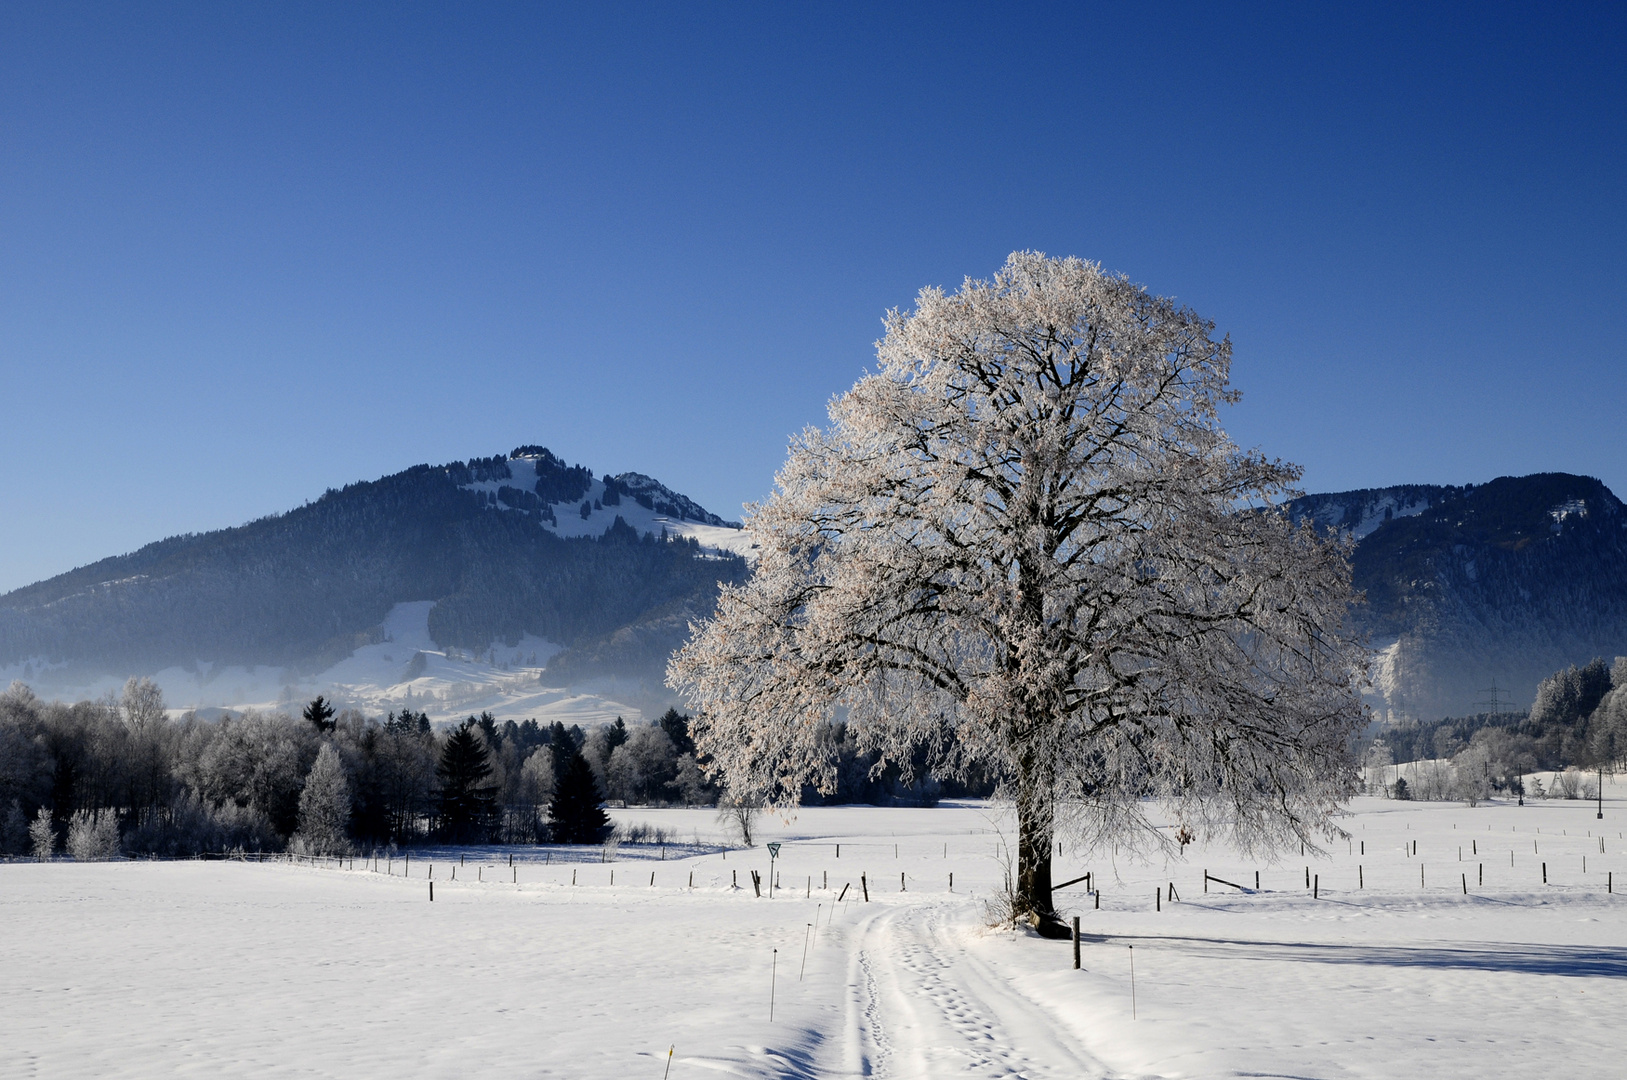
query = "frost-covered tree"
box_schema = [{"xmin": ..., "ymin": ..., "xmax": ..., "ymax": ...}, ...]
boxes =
[
  {"xmin": 1531, "ymin": 659, "xmax": 1612, "ymax": 731},
  {"xmin": 606, "ymin": 724, "xmax": 678, "ymax": 804},
  {"xmin": 122, "ymin": 677, "xmax": 178, "ymax": 815},
  {"xmin": 717, "ymin": 789, "xmax": 760, "ymax": 847},
  {"xmin": 184, "ymin": 710, "xmax": 317, "ymax": 835},
  {"xmin": 121, "ymin": 676, "xmax": 166, "ymax": 729},
  {"xmin": 505, "ymin": 748, "xmax": 555, "ymax": 841},
  {"xmin": 1587, "ymin": 684, "xmax": 1627, "ymax": 767},
  {"xmin": 519, "ymin": 748, "xmax": 556, "ymax": 801},
  {"xmin": 29, "ymin": 806, "xmax": 55, "ymax": 860},
  {"xmin": 1363, "ymin": 739, "xmax": 1394, "ymax": 796},
  {"xmin": 670, "ymin": 253, "xmax": 1367, "ymax": 934},
  {"xmin": 294, "ymin": 743, "xmax": 352, "ymax": 855},
  {"xmin": 1450, "ymin": 746, "xmax": 1491, "ymax": 806},
  {"xmin": 67, "ymin": 810, "xmax": 121, "ymax": 860}
]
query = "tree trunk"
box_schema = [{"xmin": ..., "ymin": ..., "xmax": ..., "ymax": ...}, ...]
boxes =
[{"xmin": 1013, "ymin": 752, "xmax": 1071, "ymax": 938}]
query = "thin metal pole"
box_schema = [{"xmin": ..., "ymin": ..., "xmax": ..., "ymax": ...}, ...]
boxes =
[{"xmin": 1128, "ymin": 946, "xmax": 1136, "ymax": 1019}]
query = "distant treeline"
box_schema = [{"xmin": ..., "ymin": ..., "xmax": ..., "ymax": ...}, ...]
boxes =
[
  {"xmin": 0, "ymin": 680, "xmax": 988, "ymax": 859},
  {"xmin": 1363, "ymin": 656, "xmax": 1627, "ymax": 801}
]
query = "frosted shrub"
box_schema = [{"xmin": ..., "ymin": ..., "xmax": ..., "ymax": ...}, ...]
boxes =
[
  {"xmin": 29, "ymin": 808, "xmax": 55, "ymax": 860},
  {"xmin": 1554, "ymin": 769, "xmax": 1583, "ymax": 800},
  {"xmin": 982, "ymin": 877, "xmax": 1019, "ymax": 930},
  {"xmin": 618, "ymin": 822, "xmax": 674, "ymax": 845},
  {"xmin": 982, "ymin": 841, "xmax": 1019, "ymax": 929},
  {"xmin": 1411, "ymin": 760, "xmax": 1455, "ymax": 802},
  {"xmin": 67, "ymin": 811, "xmax": 122, "ymax": 860},
  {"xmin": 1451, "ymin": 747, "xmax": 1491, "ymax": 806}
]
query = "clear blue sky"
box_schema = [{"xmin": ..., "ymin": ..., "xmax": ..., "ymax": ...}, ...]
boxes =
[{"xmin": 2, "ymin": 3, "xmax": 1622, "ymax": 593}]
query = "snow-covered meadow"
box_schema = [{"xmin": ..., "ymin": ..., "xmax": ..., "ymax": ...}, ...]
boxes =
[{"xmin": 6, "ymin": 791, "xmax": 1626, "ymax": 1079}]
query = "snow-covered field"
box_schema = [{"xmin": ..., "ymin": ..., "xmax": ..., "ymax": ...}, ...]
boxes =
[{"xmin": 6, "ymin": 792, "xmax": 1627, "ymax": 1079}]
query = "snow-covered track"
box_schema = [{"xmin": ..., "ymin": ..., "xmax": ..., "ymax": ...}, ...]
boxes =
[{"xmin": 835, "ymin": 901, "xmax": 1109, "ymax": 1079}]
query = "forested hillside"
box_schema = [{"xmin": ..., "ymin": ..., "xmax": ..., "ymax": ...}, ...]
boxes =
[
  {"xmin": 1290, "ymin": 473, "xmax": 1627, "ymax": 719},
  {"xmin": 0, "ymin": 449, "xmax": 748, "ymax": 695}
]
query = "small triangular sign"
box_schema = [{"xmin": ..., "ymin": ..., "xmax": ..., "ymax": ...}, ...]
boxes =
[{"xmin": 766, "ymin": 842, "xmax": 781, "ymax": 858}]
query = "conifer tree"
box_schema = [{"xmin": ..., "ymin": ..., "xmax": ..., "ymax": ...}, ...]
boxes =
[
  {"xmin": 658, "ymin": 708, "xmax": 695, "ymax": 757},
  {"xmin": 437, "ymin": 721, "xmax": 498, "ymax": 842},
  {"xmin": 548, "ymin": 747, "xmax": 611, "ymax": 844},
  {"xmin": 547, "ymin": 721, "xmax": 576, "ymax": 784},
  {"xmin": 302, "ymin": 695, "xmax": 337, "ymax": 733}
]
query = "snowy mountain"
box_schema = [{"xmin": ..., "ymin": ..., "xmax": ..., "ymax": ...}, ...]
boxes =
[
  {"xmin": 452, "ymin": 447, "xmax": 755, "ymax": 558},
  {"xmin": 1288, "ymin": 473, "xmax": 1627, "ymax": 721},
  {"xmin": 1286, "ymin": 483, "xmax": 1456, "ymax": 540},
  {"xmin": 9, "ymin": 454, "xmax": 1621, "ymax": 728},
  {"xmin": 0, "ymin": 447, "xmax": 752, "ymax": 722}
]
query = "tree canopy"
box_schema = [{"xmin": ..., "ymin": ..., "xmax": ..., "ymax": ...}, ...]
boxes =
[{"xmin": 670, "ymin": 252, "xmax": 1368, "ymax": 933}]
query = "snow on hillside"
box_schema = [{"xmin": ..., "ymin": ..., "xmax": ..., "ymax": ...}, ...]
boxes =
[
  {"xmin": 1293, "ymin": 487, "xmax": 1440, "ymax": 539},
  {"xmin": 458, "ymin": 452, "xmax": 758, "ymax": 560},
  {"xmin": 2, "ymin": 602, "xmax": 647, "ymax": 726},
  {"xmin": 6, "ymin": 793, "xmax": 1626, "ymax": 1079}
]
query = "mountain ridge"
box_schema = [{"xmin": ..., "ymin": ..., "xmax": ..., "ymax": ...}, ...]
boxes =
[
  {"xmin": 1287, "ymin": 472, "xmax": 1627, "ymax": 722},
  {"xmin": 0, "ymin": 447, "xmax": 750, "ymax": 716},
  {"xmin": 5, "ymin": 460, "xmax": 1622, "ymax": 726}
]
